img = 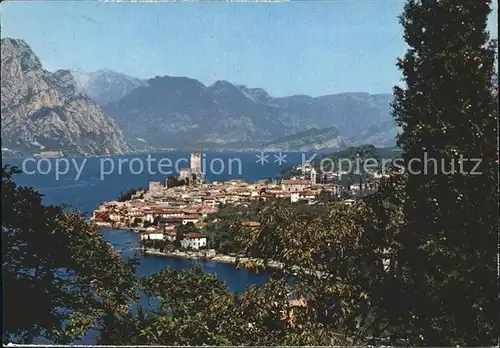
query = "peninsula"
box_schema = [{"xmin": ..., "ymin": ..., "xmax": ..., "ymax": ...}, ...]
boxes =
[{"xmin": 91, "ymin": 152, "xmax": 380, "ymax": 263}]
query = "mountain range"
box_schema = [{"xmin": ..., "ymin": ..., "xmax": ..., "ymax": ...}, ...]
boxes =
[
  {"xmin": 101, "ymin": 76, "xmax": 398, "ymax": 150},
  {"xmin": 71, "ymin": 69, "xmax": 148, "ymax": 107},
  {"xmin": 1, "ymin": 38, "xmax": 400, "ymax": 156}
]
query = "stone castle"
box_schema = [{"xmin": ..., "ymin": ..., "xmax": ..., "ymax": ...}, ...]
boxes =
[{"xmin": 178, "ymin": 152, "xmax": 205, "ymax": 186}]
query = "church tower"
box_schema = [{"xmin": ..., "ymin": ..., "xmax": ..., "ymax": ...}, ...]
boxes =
[{"xmin": 310, "ymin": 168, "xmax": 317, "ymax": 185}]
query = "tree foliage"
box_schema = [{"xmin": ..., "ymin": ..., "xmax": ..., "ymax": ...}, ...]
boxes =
[
  {"xmin": 2, "ymin": 165, "xmax": 139, "ymax": 344},
  {"xmin": 165, "ymin": 176, "xmax": 187, "ymax": 188},
  {"xmin": 117, "ymin": 187, "xmax": 144, "ymax": 202},
  {"xmin": 4, "ymin": 1, "xmax": 498, "ymax": 345},
  {"xmin": 388, "ymin": 0, "xmax": 499, "ymax": 345}
]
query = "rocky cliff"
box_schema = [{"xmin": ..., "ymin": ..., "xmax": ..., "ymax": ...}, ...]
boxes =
[
  {"xmin": 1, "ymin": 38, "xmax": 130, "ymax": 157},
  {"xmin": 102, "ymin": 75, "xmax": 398, "ymax": 150}
]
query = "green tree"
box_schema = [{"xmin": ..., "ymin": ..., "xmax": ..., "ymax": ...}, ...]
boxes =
[
  {"xmin": 317, "ymin": 189, "xmax": 336, "ymax": 203},
  {"xmin": 2, "ymin": 165, "xmax": 139, "ymax": 344},
  {"xmin": 389, "ymin": 0, "xmax": 498, "ymax": 345},
  {"xmin": 141, "ymin": 238, "xmax": 154, "ymax": 250},
  {"xmin": 131, "ymin": 217, "xmax": 141, "ymax": 227},
  {"xmin": 117, "ymin": 187, "xmax": 144, "ymax": 202},
  {"xmin": 152, "ymin": 239, "xmax": 163, "ymax": 250},
  {"xmin": 178, "ymin": 222, "xmax": 198, "ymax": 235},
  {"xmin": 237, "ymin": 200, "xmax": 372, "ymax": 345},
  {"xmin": 173, "ymin": 222, "xmax": 197, "ymax": 249},
  {"xmin": 98, "ymin": 267, "xmax": 242, "ymax": 345},
  {"xmin": 165, "ymin": 176, "xmax": 186, "ymax": 188},
  {"xmin": 143, "ymin": 220, "xmax": 154, "ymax": 228}
]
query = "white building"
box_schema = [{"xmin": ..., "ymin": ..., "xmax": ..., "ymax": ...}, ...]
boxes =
[
  {"xmin": 291, "ymin": 191, "xmax": 316, "ymax": 203},
  {"xmin": 350, "ymin": 183, "xmax": 362, "ymax": 191},
  {"xmin": 181, "ymin": 233, "xmax": 208, "ymax": 250},
  {"xmin": 299, "ymin": 191, "xmax": 316, "ymax": 202},
  {"xmin": 148, "ymin": 232, "xmax": 164, "ymax": 240},
  {"xmin": 141, "ymin": 231, "xmax": 164, "ymax": 241}
]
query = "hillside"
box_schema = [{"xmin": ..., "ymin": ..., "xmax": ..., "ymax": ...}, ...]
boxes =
[
  {"xmin": 264, "ymin": 126, "xmax": 345, "ymax": 151},
  {"xmin": 1, "ymin": 38, "xmax": 130, "ymax": 157},
  {"xmin": 280, "ymin": 144, "xmax": 402, "ymax": 179},
  {"xmin": 71, "ymin": 69, "xmax": 148, "ymax": 107},
  {"xmin": 101, "ymin": 75, "xmax": 398, "ymax": 150}
]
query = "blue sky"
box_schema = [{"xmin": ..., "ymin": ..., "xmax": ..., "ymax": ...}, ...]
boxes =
[{"xmin": 1, "ymin": 0, "xmax": 497, "ymax": 97}]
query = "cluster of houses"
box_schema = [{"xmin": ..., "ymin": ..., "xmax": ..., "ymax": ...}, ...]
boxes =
[
  {"xmin": 146, "ymin": 176, "xmax": 343, "ymax": 205},
  {"xmin": 91, "ymin": 153, "xmax": 386, "ymax": 251},
  {"xmin": 91, "ymin": 176, "xmax": 343, "ymax": 250},
  {"xmin": 92, "ymin": 201, "xmax": 216, "ymax": 250},
  {"xmin": 289, "ymin": 162, "xmax": 384, "ymax": 192}
]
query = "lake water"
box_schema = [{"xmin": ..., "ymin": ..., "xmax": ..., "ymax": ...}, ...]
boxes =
[
  {"xmin": 101, "ymin": 227, "xmax": 269, "ymax": 293},
  {"xmin": 5, "ymin": 151, "xmax": 310, "ymax": 344},
  {"xmin": 5, "ymin": 151, "xmax": 308, "ymax": 290}
]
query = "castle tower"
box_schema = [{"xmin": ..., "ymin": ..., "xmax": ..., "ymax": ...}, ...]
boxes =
[{"xmin": 190, "ymin": 153, "xmax": 202, "ymax": 175}]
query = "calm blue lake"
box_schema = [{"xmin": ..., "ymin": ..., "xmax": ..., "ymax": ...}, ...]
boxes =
[{"xmin": 5, "ymin": 151, "xmax": 309, "ymax": 288}]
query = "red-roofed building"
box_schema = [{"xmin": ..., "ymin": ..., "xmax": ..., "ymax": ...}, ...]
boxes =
[
  {"xmin": 259, "ymin": 193, "xmax": 275, "ymax": 201},
  {"xmin": 158, "ymin": 217, "xmax": 184, "ymax": 226},
  {"xmin": 281, "ymin": 179, "xmax": 311, "ymax": 192},
  {"xmin": 145, "ymin": 209, "xmax": 186, "ymax": 223},
  {"xmin": 241, "ymin": 221, "xmax": 261, "ymax": 229},
  {"xmin": 182, "ymin": 215, "xmax": 199, "ymax": 225}
]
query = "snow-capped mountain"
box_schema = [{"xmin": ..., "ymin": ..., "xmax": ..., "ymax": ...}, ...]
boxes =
[{"xmin": 71, "ymin": 69, "xmax": 148, "ymax": 106}]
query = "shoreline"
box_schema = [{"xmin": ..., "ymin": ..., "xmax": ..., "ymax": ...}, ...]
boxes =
[
  {"xmin": 4, "ymin": 148, "xmax": 309, "ymax": 160},
  {"xmin": 95, "ymin": 222, "xmax": 143, "ymax": 232},
  {"xmin": 143, "ymin": 248, "xmax": 240, "ymax": 264},
  {"xmin": 142, "ymin": 248, "xmax": 282, "ymax": 270},
  {"xmin": 100, "ymin": 227, "xmax": 320, "ymax": 276},
  {"xmin": 96, "ymin": 225, "xmax": 259, "ymax": 266},
  {"xmin": 96, "ymin": 224, "xmax": 285, "ymax": 270},
  {"xmin": 97, "ymin": 225, "xmax": 256, "ymax": 265},
  {"xmin": 143, "ymin": 249, "xmax": 315, "ymax": 276}
]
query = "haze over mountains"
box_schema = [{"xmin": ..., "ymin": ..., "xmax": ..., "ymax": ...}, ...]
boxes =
[{"xmin": 1, "ymin": 38, "xmax": 399, "ymax": 156}]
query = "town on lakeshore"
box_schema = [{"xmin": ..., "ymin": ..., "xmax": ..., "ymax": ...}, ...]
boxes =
[{"xmin": 91, "ymin": 152, "xmax": 385, "ymax": 264}]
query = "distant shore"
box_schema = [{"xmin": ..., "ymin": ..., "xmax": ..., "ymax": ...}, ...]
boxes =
[{"xmin": 3, "ymin": 148, "xmax": 310, "ymax": 160}]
